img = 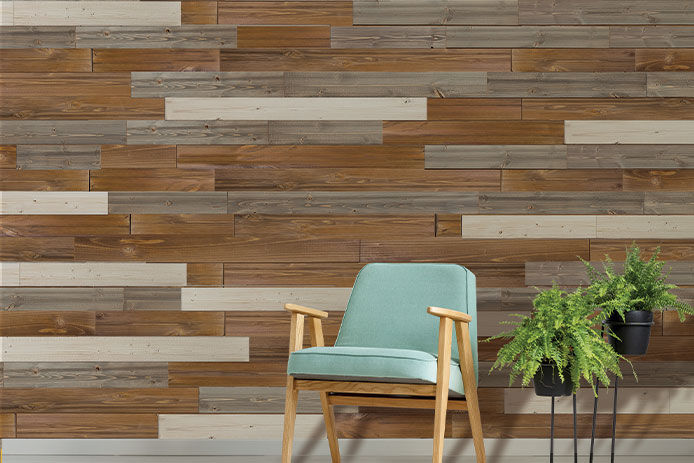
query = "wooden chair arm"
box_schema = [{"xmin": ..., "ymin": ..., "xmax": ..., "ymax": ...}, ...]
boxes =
[
  {"xmin": 427, "ymin": 306, "xmax": 472, "ymax": 324},
  {"xmin": 285, "ymin": 303, "xmax": 329, "ymax": 319}
]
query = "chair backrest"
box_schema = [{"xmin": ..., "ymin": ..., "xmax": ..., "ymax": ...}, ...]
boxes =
[{"xmin": 335, "ymin": 263, "xmax": 477, "ymax": 365}]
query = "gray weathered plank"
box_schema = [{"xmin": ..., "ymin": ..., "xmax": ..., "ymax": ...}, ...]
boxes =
[
  {"xmin": 0, "ymin": 26, "xmax": 76, "ymax": 48},
  {"xmin": 526, "ymin": 261, "xmax": 694, "ymax": 286},
  {"xmin": 123, "ymin": 287, "xmax": 182, "ymax": 311},
  {"xmin": 618, "ymin": 361, "xmax": 694, "ymax": 387},
  {"xmin": 0, "ymin": 121, "xmax": 126, "ymax": 145},
  {"xmin": 610, "ymin": 26, "xmax": 694, "ymax": 47},
  {"xmin": 476, "ymin": 287, "xmax": 540, "ymax": 311},
  {"xmin": 354, "ymin": 0, "xmax": 519, "ymax": 26},
  {"xmin": 199, "ymin": 387, "xmax": 323, "ymax": 413},
  {"xmin": 486, "ymin": 72, "xmax": 647, "ymax": 97},
  {"xmin": 0, "ymin": 288, "xmax": 124, "ymax": 311},
  {"xmin": 76, "ymin": 26, "xmax": 236, "ymax": 48},
  {"xmin": 567, "ymin": 145, "xmax": 694, "ymax": 169},
  {"xmin": 648, "ymin": 72, "xmax": 694, "ymax": 97},
  {"xmin": 131, "ymin": 72, "xmax": 284, "ymax": 97},
  {"xmin": 2, "ymin": 362, "xmax": 168, "ymax": 388},
  {"xmin": 108, "ymin": 192, "xmax": 228, "ymax": 214},
  {"xmin": 644, "ymin": 192, "xmax": 694, "ymax": 214},
  {"xmin": 126, "ymin": 120, "xmax": 268, "ymax": 145},
  {"xmin": 16, "ymin": 145, "xmax": 100, "ymax": 170},
  {"xmin": 331, "ymin": 26, "xmax": 446, "ymax": 48},
  {"xmin": 519, "ymin": 0, "xmax": 694, "ymax": 25},
  {"xmin": 268, "ymin": 121, "xmax": 382, "ymax": 145},
  {"xmin": 447, "ymin": 25, "xmax": 609, "ymax": 48},
  {"xmin": 425, "ymin": 145, "xmax": 567, "ymax": 169},
  {"xmin": 478, "ymin": 192, "xmax": 644, "ymax": 215},
  {"xmin": 229, "ymin": 191, "xmax": 478, "ymax": 215},
  {"xmin": 284, "ymin": 71, "xmax": 487, "ymax": 97}
]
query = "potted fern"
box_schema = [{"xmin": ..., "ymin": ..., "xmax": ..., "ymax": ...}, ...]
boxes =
[
  {"xmin": 584, "ymin": 244, "xmax": 694, "ymax": 355},
  {"xmin": 489, "ymin": 286, "xmax": 624, "ymax": 397}
]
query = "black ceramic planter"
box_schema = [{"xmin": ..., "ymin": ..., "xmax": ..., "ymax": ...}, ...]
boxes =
[
  {"xmin": 533, "ymin": 362, "xmax": 573, "ymax": 397},
  {"xmin": 603, "ymin": 310, "xmax": 654, "ymax": 356}
]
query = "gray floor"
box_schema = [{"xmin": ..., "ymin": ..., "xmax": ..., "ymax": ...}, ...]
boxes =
[{"xmin": 4, "ymin": 457, "xmax": 694, "ymax": 463}]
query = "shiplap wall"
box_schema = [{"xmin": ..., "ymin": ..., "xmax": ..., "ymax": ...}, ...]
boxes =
[{"xmin": 1, "ymin": 0, "xmax": 694, "ymax": 442}]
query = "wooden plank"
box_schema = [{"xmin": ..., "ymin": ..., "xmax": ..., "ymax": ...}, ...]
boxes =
[
  {"xmin": 16, "ymin": 262, "xmax": 187, "ymax": 287},
  {"xmin": 2, "ymin": 362, "xmax": 168, "ymax": 388},
  {"xmin": 610, "ymin": 26, "xmax": 694, "ymax": 47},
  {"xmin": 0, "ymin": 288, "xmax": 124, "ymax": 311},
  {"xmin": 15, "ymin": 145, "xmax": 100, "ymax": 170},
  {"xmin": 447, "ymin": 25, "xmax": 609, "ymax": 48},
  {"xmin": 0, "ymin": 145, "xmax": 17, "ymax": 168},
  {"xmin": 90, "ymin": 168, "xmax": 215, "ymax": 192},
  {"xmin": 223, "ymin": 263, "xmax": 363, "ymax": 287},
  {"xmin": 427, "ymin": 98, "xmax": 521, "ymax": 121},
  {"xmin": 361, "ymin": 238, "xmax": 589, "ymax": 263},
  {"xmin": 124, "ymin": 287, "xmax": 182, "ymax": 311},
  {"xmin": 518, "ymin": 0, "xmax": 694, "ymax": 25},
  {"xmin": 1, "ymin": 388, "xmax": 198, "ymax": 413},
  {"xmin": 16, "ymin": 413, "xmax": 158, "ymax": 438},
  {"xmin": 131, "ymin": 214, "xmax": 235, "ymax": 235},
  {"xmin": 1, "ymin": 95, "xmax": 164, "ymax": 120},
  {"xmin": 219, "ymin": 1, "xmax": 352, "ymax": 26},
  {"xmin": 460, "ymin": 215, "xmax": 597, "ymax": 239},
  {"xmin": 353, "ymin": 0, "xmax": 519, "ymax": 25},
  {"xmin": 199, "ymin": 387, "xmax": 324, "ymax": 413},
  {"xmin": 565, "ymin": 121, "xmax": 694, "ymax": 144},
  {"xmin": 126, "ymin": 120, "xmax": 268, "ymax": 145},
  {"xmin": 76, "ymin": 26, "xmax": 236, "ymax": 49},
  {"xmin": 0, "ymin": 236, "xmax": 74, "ymax": 261},
  {"xmin": 435, "ymin": 214, "xmax": 461, "ymax": 237},
  {"xmin": 177, "ymin": 145, "xmax": 424, "ymax": 169},
  {"xmin": 221, "ymin": 49, "xmax": 510, "ymax": 72},
  {"xmin": 512, "ymin": 49, "xmax": 635, "ymax": 72},
  {"xmin": 93, "ymin": 49, "xmax": 220, "ymax": 72},
  {"xmin": 228, "ymin": 191, "xmax": 478, "ymax": 215},
  {"xmin": 181, "ymin": 1, "xmax": 217, "ymax": 25},
  {"xmin": 383, "ymin": 121, "xmax": 564, "ymax": 145},
  {"xmin": 0, "ymin": 49, "xmax": 91, "ymax": 72},
  {"xmin": 269, "ymin": 121, "xmax": 382, "ymax": 145},
  {"xmin": 94, "ymin": 311, "xmax": 224, "ymax": 336},
  {"xmin": 100, "ymin": 145, "xmax": 177, "ymax": 169},
  {"xmin": 590, "ymin": 239, "xmax": 694, "ymax": 260},
  {"xmin": 1, "ymin": 336, "xmax": 249, "ymax": 362},
  {"xmin": 523, "ymin": 98, "xmax": 694, "ymax": 120},
  {"xmin": 526, "ymin": 261, "xmax": 694, "ymax": 286},
  {"xmin": 331, "ymin": 26, "xmax": 445, "ymax": 48},
  {"xmin": 187, "ymin": 263, "xmax": 223, "ymax": 286},
  {"xmin": 502, "ymin": 169, "xmax": 623, "ymax": 191},
  {"xmin": 642, "ymin": 336, "xmax": 694, "ymax": 361},
  {"xmin": 567, "ymin": 145, "xmax": 694, "ymax": 169},
  {"xmin": 664, "ymin": 311, "xmax": 694, "ymax": 336},
  {"xmin": 648, "ymin": 72, "xmax": 694, "ymax": 97},
  {"xmin": 597, "ymin": 216, "xmax": 694, "ymax": 239},
  {"xmin": 165, "ymin": 97, "xmax": 427, "ymax": 121},
  {"xmin": 636, "ymin": 49, "xmax": 694, "ymax": 71},
  {"xmin": 1, "ymin": 1, "xmax": 13, "ymax": 26},
  {"xmin": 181, "ymin": 287, "xmax": 351, "ymax": 311},
  {"xmin": 486, "ymin": 72, "xmax": 646, "ymax": 97},
  {"xmin": 1, "ymin": 215, "xmax": 126, "ymax": 236},
  {"xmin": 0, "ymin": 72, "xmax": 131, "ymax": 97},
  {"xmin": 425, "ymin": 145, "xmax": 567, "ymax": 169},
  {"xmin": 0, "ymin": 311, "xmax": 95, "ymax": 336},
  {"xmin": 12, "ymin": 1, "xmax": 181, "ymax": 26},
  {"xmin": 0, "ymin": 170, "xmax": 88, "ymax": 191},
  {"xmin": 159, "ymin": 414, "xmax": 325, "ymax": 439},
  {"xmin": 234, "ymin": 214, "xmax": 433, "ymax": 239},
  {"xmin": 619, "ymin": 361, "xmax": 694, "ymax": 387},
  {"xmin": 215, "ymin": 168, "xmax": 499, "ymax": 191},
  {"xmin": 0, "ymin": 262, "xmax": 20, "ymax": 286},
  {"xmin": 645, "ymin": 192, "xmax": 694, "ymax": 214},
  {"xmin": 74, "ymin": 235, "xmax": 360, "ymax": 263},
  {"xmin": 237, "ymin": 25, "xmax": 330, "ymax": 48},
  {"xmin": 624, "ymin": 170, "xmax": 694, "ymax": 191},
  {"xmin": 131, "ymin": 71, "xmax": 284, "ymax": 97},
  {"xmin": 0, "ymin": 26, "xmax": 76, "ymax": 48},
  {"xmin": 0, "ymin": 120, "xmax": 125, "ymax": 145},
  {"xmin": 108, "ymin": 192, "xmax": 227, "ymax": 214},
  {"xmin": 0, "ymin": 414, "xmax": 16, "ymax": 438}
]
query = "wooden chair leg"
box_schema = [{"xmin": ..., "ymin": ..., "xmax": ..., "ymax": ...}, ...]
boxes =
[
  {"xmin": 433, "ymin": 317, "xmax": 453, "ymax": 463},
  {"xmin": 320, "ymin": 392, "xmax": 341, "ymax": 463},
  {"xmin": 455, "ymin": 322, "xmax": 486, "ymax": 463},
  {"xmin": 282, "ymin": 376, "xmax": 299, "ymax": 463}
]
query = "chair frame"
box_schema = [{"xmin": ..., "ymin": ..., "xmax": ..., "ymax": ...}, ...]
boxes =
[{"xmin": 281, "ymin": 303, "xmax": 486, "ymax": 463}]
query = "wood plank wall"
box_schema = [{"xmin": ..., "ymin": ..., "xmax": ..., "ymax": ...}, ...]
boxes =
[{"xmin": 1, "ymin": 0, "xmax": 694, "ymax": 442}]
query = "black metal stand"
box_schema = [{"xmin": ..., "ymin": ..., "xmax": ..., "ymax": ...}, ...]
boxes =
[
  {"xmin": 589, "ymin": 384, "xmax": 598, "ymax": 463},
  {"xmin": 549, "ymin": 394, "xmax": 577, "ymax": 463},
  {"xmin": 589, "ymin": 376, "xmax": 620, "ymax": 463}
]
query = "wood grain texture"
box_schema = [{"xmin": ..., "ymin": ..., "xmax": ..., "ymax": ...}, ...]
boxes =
[
  {"xmin": 0, "ymin": 120, "xmax": 126, "ymax": 145},
  {"xmin": 126, "ymin": 120, "xmax": 268, "ymax": 145},
  {"xmin": 565, "ymin": 120, "xmax": 694, "ymax": 144},
  {"xmin": 223, "ymin": 263, "xmax": 364, "ymax": 287},
  {"xmin": 447, "ymin": 25, "xmax": 609, "ymax": 48},
  {"xmin": 645, "ymin": 192, "xmax": 694, "ymax": 214},
  {"xmin": 486, "ymin": 72, "xmax": 646, "ymax": 97},
  {"xmin": 610, "ymin": 26, "xmax": 694, "ymax": 47},
  {"xmin": 1, "ymin": 362, "xmax": 168, "ymax": 388},
  {"xmin": 131, "ymin": 214, "xmax": 235, "ymax": 235},
  {"xmin": 108, "ymin": 192, "xmax": 227, "ymax": 214},
  {"xmin": 236, "ymin": 25, "xmax": 330, "ymax": 48},
  {"xmin": 502, "ymin": 169, "xmax": 623, "ymax": 191},
  {"xmin": 0, "ymin": 191, "xmax": 108, "ymax": 215},
  {"xmin": 0, "ymin": 169, "xmax": 88, "ymax": 191},
  {"xmin": 269, "ymin": 121, "xmax": 382, "ymax": 145},
  {"xmin": 664, "ymin": 311, "xmax": 694, "ymax": 336},
  {"xmin": 181, "ymin": 287, "xmax": 351, "ymax": 311},
  {"xmin": 181, "ymin": 1, "xmax": 217, "ymax": 25},
  {"xmin": 427, "ymin": 98, "xmax": 521, "ymax": 120},
  {"xmin": 76, "ymin": 26, "xmax": 236, "ymax": 49},
  {"xmin": 523, "ymin": 98, "xmax": 694, "ymax": 120},
  {"xmin": 623, "ymin": 170, "xmax": 694, "ymax": 191},
  {"xmin": 512, "ymin": 49, "xmax": 635, "ymax": 72},
  {"xmin": 648, "ymin": 72, "xmax": 694, "ymax": 96},
  {"xmin": 199, "ymin": 387, "xmax": 325, "ymax": 413},
  {"xmin": 383, "ymin": 121, "xmax": 564, "ymax": 145},
  {"xmin": 158, "ymin": 413, "xmax": 325, "ymax": 439},
  {"xmin": 187, "ymin": 262, "xmax": 224, "ymax": 286},
  {"xmin": 435, "ymin": 213, "xmax": 461, "ymax": 237},
  {"xmin": 168, "ymin": 359, "xmax": 289, "ymax": 387},
  {"xmin": 131, "ymin": 71, "xmax": 284, "ymax": 97},
  {"xmin": 12, "ymin": 1, "xmax": 181, "ymax": 26},
  {"xmin": 100, "ymin": 145, "xmax": 177, "ymax": 169},
  {"xmin": 0, "ymin": 72, "xmax": 132, "ymax": 98},
  {"xmin": 460, "ymin": 215, "xmax": 597, "ymax": 239},
  {"xmin": 93, "ymin": 49, "xmax": 220, "ymax": 72},
  {"xmin": 0, "ymin": 145, "xmax": 17, "ymax": 168},
  {"xmin": 15, "ymin": 413, "xmax": 158, "ymax": 438},
  {"xmin": 94, "ymin": 311, "xmax": 224, "ymax": 336},
  {"xmin": 0, "ymin": 311, "xmax": 95, "ymax": 336},
  {"xmin": 0, "ymin": 236, "xmax": 74, "ymax": 261},
  {"xmin": 518, "ymin": 0, "xmax": 694, "ymax": 25},
  {"xmin": 0, "ymin": 26, "xmax": 76, "ymax": 48},
  {"xmin": 0, "ymin": 262, "xmax": 20, "ymax": 286},
  {"xmin": 219, "ymin": 1, "xmax": 352, "ymax": 26},
  {"xmin": 526, "ymin": 261, "xmax": 694, "ymax": 286},
  {"xmin": 331, "ymin": 26, "xmax": 446, "ymax": 49},
  {"xmin": 15, "ymin": 145, "xmax": 100, "ymax": 170},
  {"xmin": 0, "ymin": 414, "xmax": 16, "ymax": 438},
  {"xmin": 124, "ymin": 287, "xmax": 182, "ymax": 311},
  {"xmin": 0, "ymin": 288, "xmax": 124, "ymax": 311},
  {"xmin": 15, "ymin": 262, "xmax": 187, "ymax": 287},
  {"xmin": 636, "ymin": 49, "xmax": 694, "ymax": 71},
  {"xmin": 353, "ymin": 0, "xmax": 519, "ymax": 26},
  {"xmin": 425, "ymin": 145, "xmax": 567, "ymax": 169},
  {"xmin": 590, "ymin": 239, "xmax": 694, "ymax": 260},
  {"xmin": 0, "ymin": 49, "xmax": 91, "ymax": 72},
  {"xmin": 90, "ymin": 168, "xmax": 215, "ymax": 192}
]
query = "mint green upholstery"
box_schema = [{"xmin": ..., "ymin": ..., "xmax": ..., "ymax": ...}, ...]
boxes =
[{"xmin": 287, "ymin": 263, "xmax": 478, "ymax": 396}]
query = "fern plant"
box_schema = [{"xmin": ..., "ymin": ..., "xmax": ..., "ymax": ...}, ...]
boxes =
[
  {"xmin": 584, "ymin": 244, "xmax": 694, "ymax": 322},
  {"xmin": 488, "ymin": 286, "xmax": 625, "ymax": 395}
]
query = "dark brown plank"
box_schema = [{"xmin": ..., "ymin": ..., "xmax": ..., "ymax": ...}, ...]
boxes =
[
  {"xmin": 237, "ymin": 26, "xmax": 330, "ymax": 48},
  {"xmin": 0, "ymin": 169, "xmax": 88, "ymax": 191},
  {"xmin": 90, "ymin": 168, "xmax": 215, "ymax": 192},
  {"xmin": 0, "ymin": 311, "xmax": 95, "ymax": 336},
  {"xmin": 95, "ymin": 312, "xmax": 224, "ymax": 336},
  {"xmin": 131, "ymin": 214, "xmax": 235, "ymax": 235},
  {"xmin": 513, "ymin": 49, "xmax": 635, "ymax": 72},
  {"xmin": 623, "ymin": 169, "xmax": 694, "ymax": 191},
  {"xmin": 639, "ymin": 336, "xmax": 694, "ymax": 361},
  {"xmin": 502, "ymin": 169, "xmax": 623, "ymax": 191},
  {"xmin": 187, "ymin": 263, "xmax": 224, "ymax": 286},
  {"xmin": 523, "ymin": 98, "xmax": 694, "ymax": 120},
  {"xmin": 0, "ymin": 73, "xmax": 130, "ymax": 98},
  {"xmin": 435, "ymin": 214, "xmax": 462, "ymax": 237},
  {"xmin": 219, "ymin": 1, "xmax": 352, "ymax": 26},
  {"xmin": 0, "ymin": 145, "xmax": 18, "ymax": 168},
  {"xmin": 1, "ymin": 96, "xmax": 164, "ymax": 120},
  {"xmin": 16, "ymin": 413, "xmax": 158, "ymax": 438},
  {"xmin": 93, "ymin": 49, "xmax": 220, "ymax": 72},
  {"xmin": 636, "ymin": 49, "xmax": 694, "ymax": 71},
  {"xmin": 223, "ymin": 262, "xmax": 364, "ymax": 287},
  {"xmin": 0, "ymin": 49, "xmax": 92, "ymax": 72},
  {"xmin": 590, "ymin": 240, "xmax": 694, "ymax": 261},
  {"xmin": 0, "ymin": 237, "xmax": 74, "ymax": 261},
  {"xmin": 663, "ymin": 311, "xmax": 694, "ymax": 336},
  {"xmin": 427, "ymin": 98, "xmax": 521, "ymax": 121},
  {"xmin": 181, "ymin": 1, "xmax": 218, "ymax": 24},
  {"xmin": 383, "ymin": 121, "xmax": 564, "ymax": 145},
  {"xmin": 0, "ymin": 215, "xmax": 130, "ymax": 237},
  {"xmin": 169, "ymin": 360, "xmax": 288, "ymax": 387},
  {"xmin": 0, "ymin": 414, "xmax": 16, "ymax": 438},
  {"xmin": 100, "ymin": 145, "xmax": 177, "ymax": 169}
]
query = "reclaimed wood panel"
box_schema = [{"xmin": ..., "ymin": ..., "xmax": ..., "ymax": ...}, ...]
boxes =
[
  {"xmin": 502, "ymin": 169, "xmax": 623, "ymax": 191},
  {"xmin": 0, "ymin": 49, "xmax": 91, "ymax": 72},
  {"xmin": 0, "ymin": 262, "xmax": 20, "ymax": 286},
  {"xmin": 100, "ymin": 145, "xmax": 177, "ymax": 169},
  {"xmin": 126, "ymin": 120, "xmax": 268, "ymax": 145},
  {"xmin": 512, "ymin": 49, "xmax": 635, "ymax": 72},
  {"xmin": 181, "ymin": 287, "xmax": 352, "ymax": 311},
  {"xmin": 642, "ymin": 337, "xmax": 694, "ymax": 361},
  {"xmin": 331, "ymin": 26, "xmax": 446, "ymax": 49},
  {"xmin": 611, "ymin": 26, "xmax": 694, "ymax": 47},
  {"xmin": 223, "ymin": 263, "xmax": 364, "ymax": 287},
  {"xmin": 199, "ymin": 387, "xmax": 324, "ymax": 413},
  {"xmin": 12, "ymin": 1, "xmax": 181, "ymax": 26},
  {"xmin": 383, "ymin": 121, "xmax": 564, "ymax": 145},
  {"xmin": 565, "ymin": 120, "xmax": 694, "ymax": 144},
  {"xmin": 236, "ymin": 25, "xmax": 330, "ymax": 48},
  {"xmin": 0, "ymin": 288, "xmax": 124, "ymax": 311},
  {"xmin": 15, "ymin": 145, "xmax": 100, "ymax": 170},
  {"xmin": 427, "ymin": 98, "xmax": 521, "ymax": 121},
  {"xmin": 269, "ymin": 121, "xmax": 382, "ymax": 145},
  {"xmin": 636, "ymin": 49, "xmax": 694, "ymax": 71},
  {"xmin": 131, "ymin": 71, "xmax": 284, "ymax": 97},
  {"xmin": 0, "ymin": 72, "xmax": 131, "ymax": 97},
  {"xmin": 601, "ymin": 216, "xmax": 694, "ymax": 239},
  {"xmin": 76, "ymin": 26, "xmax": 236, "ymax": 49},
  {"xmin": 648, "ymin": 72, "xmax": 694, "ymax": 97},
  {"xmin": 187, "ymin": 263, "xmax": 223, "ymax": 286},
  {"xmin": 0, "ymin": 170, "xmax": 88, "ymax": 191},
  {"xmin": 0, "ymin": 414, "xmax": 16, "ymax": 438},
  {"xmin": 447, "ymin": 25, "xmax": 609, "ymax": 48},
  {"xmin": 425, "ymin": 145, "xmax": 567, "ymax": 169},
  {"xmin": 1, "ymin": 95, "xmax": 164, "ymax": 120},
  {"xmin": 16, "ymin": 262, "xmax": 187, "ymax": 287},
  {"xmin": 353, "ymin": 0, "xmax": 519, "ymax": 26},
  {"xmin": 0, "ymin": 236, "xmax": 74, "ymax": 261},
  {"xmin": 568, "ymin": 145, "xmax": 694, "ymax": 169},
  {"xmin": 0, "ymin": 311, "xmax": 95, "ymax": 336},
  {"xmin": 645, "ymin": 192, "xmax": 694, "ymax": 214},
  {"xmin": 0, "ymin": 145, "xmax": 17, "ymax": 168},
  {"xmin": 15, "ymin": 413, "xmax": 158, "ymax": 438},
  {"xmin": 590, "ymin": 239, "xmax": 694, "ymax": 260},
  {"xmin": 168, "ymin": 360, "xmax": 288, "ymax": 387},
  {"xmin": 219, "ymin": 2, "xmax": 352, "ymax": 26},
  {"xmin": 624, "ymin": 170, "xmax": 694, "ymax": 191},
  {"xmin": 486, "ymin": 72, "xmax": 646, "ymax": 97},
  {"xmin": 1, "ymin": 0, "xmax": 13, "ymax": 26},
  {"xmin": 460, "ymin": 215, "xmax": 597, "ymax": 239},
  {"xmin": 518, "ymin": 0, "xmax": 694, "ymax": 25},
  {"xmin": 131, "ymin": 214, "xmax": 235, "ymax": 235},
  {"xmin": 123, "ymin": 287, "xmax": 182, "ymax": 311},
  {"xmin": 0, "ymin": 120, "xmax": 126, "ymax": 145},
  {"xmin": 523, "ymin": 98, "xmax": 694, "ymax": 120},
  {"xmin": 0, "ymin": 26, "xmax": 76, "ymax": 48},
  {"xmin": 525, "ymin": 261, "xmax": 694, "ymax": 286},
  {"xmin": 158, "ymin": 414, "xmax": 325, "ymax": 439},
  {"xmin": 664, "ymin": 311, "xmax": 694, "ymax": 336},
  {"xmin": 108, "ymin": 192, "xmax": 227, "ymax": 214},
  {"xmin": 435, "ymin": 213, "xmax": 461, "ymax": 237},
  {"xmin": 0, "ymin": 191, "xmax": 107, "ymax": 216},
  {"xmin": 1, "ymin": 362, "xmax": 168, "ymax": 388},
  {"xmin": 91, "ymin": 168, "xmax": 215, "ymax": 192},
  {"xmin": 93, "ymin": 49, "xmax": 220, "ymax": 72},
  {"xmin": 94, "ymin": 311, "xmax": 224, "ymax": 336},
  {"xmin": 181, "ymin": 1, "xmax": 217, "ymax": 25}
]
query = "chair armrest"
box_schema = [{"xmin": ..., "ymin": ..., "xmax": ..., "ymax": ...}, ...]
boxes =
[
  {"xmin": 285, "ymin": 303, "xmax": 329, "ymax": 319},
  {"xmin": 428, "ymin": 306, "xmax": 472, "ymax": 324}
]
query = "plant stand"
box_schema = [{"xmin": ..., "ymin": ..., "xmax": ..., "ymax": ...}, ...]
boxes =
[
  {"xmin": 549, "ymin": 393, "xmax": 578, "ymax": 463},
  {"xmin": 588, "ymin": 377, "xmax": 620, "ymax": 463}
]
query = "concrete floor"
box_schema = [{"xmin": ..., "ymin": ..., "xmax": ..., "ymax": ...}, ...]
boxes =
[{"xmin": 3, "ymin": 457, "xmax": 694, "ymax": 463}]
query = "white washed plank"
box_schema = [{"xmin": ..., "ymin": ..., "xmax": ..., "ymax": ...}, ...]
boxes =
[
  {"xmin": 182, "ymin": 287, "xmax": 351, "ymax": 311},
  {"xmin": 17, "ymin": 262, "xmax": 187, "ymax": 287},
  {"xmin": 0, "ymin": 262, "xmax": 20, "ymax": 286},
  {"xmin": 0, "ymin": 191, "xmax": 108, "ymax": 215},
  {"xmin": 565, "ymin": 121, "xmax": 694, "ymax": 144},
  {"xmin": 597, "ymin": 216, "xmax": 694, "ymax": 239},
  {"xmin": 158, "ymin": 414, "xmax": 325, "ymax": 439},
  {"xmin": 669, "ymin": 387, "xmax": 694, "ymax": 413},
  {"xmin": 1, "ymin": 1, "xmax": 14, "ymax": 26},
  {"xmin": 12, "ymin": 1, "xmax": 181, "ymax": 26},
  {"xmin": 461, "ymin": 215, "xmax": 597, "ymax": 239}
]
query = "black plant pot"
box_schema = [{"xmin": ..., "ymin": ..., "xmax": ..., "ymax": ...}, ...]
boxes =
[
  {"xmin": 603, "ymin": 310, "xmax": 654, "ymax": 356},
  {"xmin": 533, "ymin": 362, "xmax": 573, "ymax": 397}
]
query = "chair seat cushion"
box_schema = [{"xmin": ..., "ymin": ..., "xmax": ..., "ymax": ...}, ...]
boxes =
[{"xmin": 287, "ymin": 346, "xmax": 466, "ymax": 396}]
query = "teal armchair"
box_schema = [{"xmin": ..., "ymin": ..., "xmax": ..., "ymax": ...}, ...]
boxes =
[{"xmin": 281, "ymin": 263, "xmax": 486, "ymax": 463}]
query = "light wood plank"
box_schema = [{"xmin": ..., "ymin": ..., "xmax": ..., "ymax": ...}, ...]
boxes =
[
  {"xmin": 461, "ymin": 215, "xmax": 597, "ymax": 238},
  {"xmin": 165, "ymin": 97, "xmax": 427, "ymax": 121},
  {"xmin": 645, "ymin": 192, "xmax": 694, "ymax": 214},
  {"xmin": 505, "ymin": 388, "xmax": 675, "ymax": 414},
  {"xmin": 0, "ymin": 262, "xmax": 20, "ymax": 286},
  {"xmin": 526, "ymin": 261, "xmax": 694, "ymax": 286},
  {"xmin": 519, "ymin": 0, "xmax": 694, "ymax": 25},
  {"xmin": 0, "ymin": 26, "xmax": 75, "ymax": 48},
  {"xmin": 0, "ymin": 191, "xmax": 108, "ymax": 215},
  {"xmin": 16, "ymin": 262, "xmax": 187, "ymax": 287},
  {"xmin": 1, "ymin": 362, "xmax": 168, "ymax": 388},
  {"xmin": 158, "ymin": 414, "xmax": 324, "ymax": 439},
  {"xmin": 425, "ymin": 145, "xmax": 567, "ymax": 169},
  {"xmin": 487, "ymin": 72, "xmax": 646, "ymax": 97},
  {"xmin": 354, "ymin": 0, "xmax": 519, "ymax": 25},
  {"xmin": 76, "ymin": 26, "xmax": 236, "ymax": 48},
  {"xmin": 131, "ymin": 71, "xmax": 284, "ymax": 98},
  {"xmin": 1, "ymin": 1, "xmax": 13, "ymax": 26},
  {"xmin": 597, "ymin": 216, "xmax": 694, "ymax": 238},
  {"xmin": 566, "ymin": 121, "xmax": 694, "ymax": 144},
  {"xmin": 181, "ymin": 287, "xmax": 351, "ymax": 311},
  {"xmin": 648, "ymin": 72, "xmax": 694, "ymax": 97},
  {"xmin": 331, "ymin": 26, "xmax": 446, "ymax": 48},
  {"xmin": 670, "ymin": 388, "xmax": 694, "ymax": 413},
  {"xmin": 12, "ymin": 1, "xmax": 181, "ymax": 26},
  {"xmin": 199, "ymin": 387, "xmax": 325, "ymax": 413},
  {"xmin": 126, "ymin": 120, "xmax": 268, "ymax": 145},
  {"xmin": 0, "ymin": 287, "xmax": 124, "ymax": 311},
  {"xmin": 0, "ymin": 120, "xmax": 125, "ymax": 145},
  {"xmin": 611, "ymin": 26, "xmax": 694, "ymax": 47},
  {"xmin": 447, "ymin": 25, "xmax": 609, "ymax": 48},
  {"xmin": 0, "ymin": 336, "xmax": 248, "ymax": 362},
  {"xmin": 108, "ymin": 192, "xmax": 227, "ymax": 214},
  {"xmin": 16, "ymin": 145, "xmax": 100, "ymax": 170},
  {"xmin": 567, "ymin": 145, "xmax": 694, "ymax": 169},
  {"xmin": 478, "ymin": 192, "xmax": 644, "ymax": 214},
  {"xmin": 269, "ymin": 121, "xmax": 382, "ymax": 145}
]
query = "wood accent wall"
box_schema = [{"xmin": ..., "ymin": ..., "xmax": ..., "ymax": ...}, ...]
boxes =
[{"xmin": 2, "ymin": 0, "xmax": 694, "ymax": 441}]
